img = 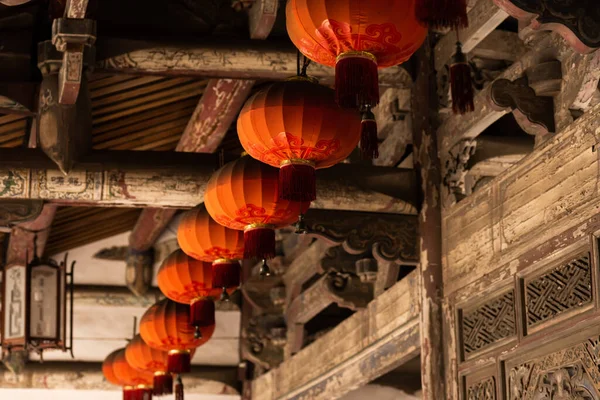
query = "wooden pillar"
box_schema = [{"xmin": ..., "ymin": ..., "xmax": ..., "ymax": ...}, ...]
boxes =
[{"xmin": 411, "ymin": 38, "xmax": 446, "ymax": 399}]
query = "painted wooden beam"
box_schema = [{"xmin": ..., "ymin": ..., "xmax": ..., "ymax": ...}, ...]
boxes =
[
  {"xmin": 0, "ymin": 149, "xmax": 417, "ymax": 214},
  {"xmin": 412, "ymin": 41, "xmax": 445, "ymax": 400},
  {"xmin": 252, "ymin": 271, "xmax": 421, "ymax": 400},
  {"xmin": 95, "ymin": 38, "xmax": 413, "ymax": 89},
  {"xmin": 434, "ymin": 0, "xmax": 509, "ymax": 72},
  {"xmin": 0, "ymin": 362, "xmax": 239, "ymax": 393}
]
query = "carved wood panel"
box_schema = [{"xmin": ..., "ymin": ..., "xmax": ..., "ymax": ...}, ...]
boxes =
[
  {"xmin": 461, "ymin": 291, "xmax": 516, "ymax": 357},
  {"xmin": 467, "ymin": 377, "xmax": 496, "ymax": 400},
  {"xmin": 507, "ymin": 335, "xmax": 600, "ymax": 400},
  {"xmin": 524, "ymin": 253, "xmax": 593, "ymax": 331}
]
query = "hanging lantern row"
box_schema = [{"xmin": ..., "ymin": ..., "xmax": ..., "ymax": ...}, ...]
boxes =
[{"xmin": 1, "ymin": 252, "xmax": 75, "ymax": 361}]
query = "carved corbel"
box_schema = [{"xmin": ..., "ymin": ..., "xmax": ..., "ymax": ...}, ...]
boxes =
[
  {"xmin": 303, "ymin": 209, "xmax": 418, "ymax": 264},
  {"xmin": 51, "ymin": 0, "xmax": 96, "ymax": 104},
  {"xmin": 242, "ymin": 315, "xmax": 286, "ymax": 371},
  {"xmin": 443, "ymin": 139, "xmax": 476, "ymax": 203},
  {"xmin": 0, "ymin": 200, "xmax": 44, "ymax": 228},
  {"xmin": 493, "ymin": 0, "xmax": 600, "ymax": 54},
  {"xmin": 125, "ymin": 248, "xmax": 154, "ymax": 297},
  {"xmin": 490, "ymin": 76, "xmax": 556, "ymax": 137}
]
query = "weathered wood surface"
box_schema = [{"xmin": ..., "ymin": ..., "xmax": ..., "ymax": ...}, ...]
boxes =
[
  {"xmin": 0, "ymin": 200, "xmax": 43, "ymax": 227},
  {"xmin": 95, "ymin": 39, "xmax": 413, "ymax": 89},
  {"xmin": 283, "ymin": 240, "xmax": 333, "ymax": 305},
  {"xmin": 470, "ymin": 30, "xmax": 528, "ymax": 62},
  {"xmin": 252, "ymin": 271, "xmax": 421, "ymax": 400},
  {"xmin": 443, "ymin": 102, "xmax": 600, "ymax": 296},
  {"xmin": 248, "ymin": 0, "xmax": 278, "ymax": 40},
  {"xmin": 412, "ymin": 40, "xmax": 446, "ymax": 400},
  {"xmin": 6, "ymin": 204, "xmax": 57, "ymax": 265},
  {"xmin": 434, "ymin": 0, "xmax": 509, "ymax": 72},
  {"xmin": 0, "ymin": 150, "xmax": 417, "ymax": 213},
  {"xmin": 0, "ymin": 362, "xmax": 239, "ymax": 393}
]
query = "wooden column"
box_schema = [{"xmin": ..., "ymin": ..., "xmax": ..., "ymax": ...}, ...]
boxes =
[{"xmin": 411, "ymin": 38, "xmax": 445, "ymax": 399}]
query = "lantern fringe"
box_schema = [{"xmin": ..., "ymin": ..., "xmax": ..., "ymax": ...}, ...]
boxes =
[
  {"xmin": 153, "ymin": 374, "xmax": 173, "ymax": 396},
  {"xmin": 335, "ymin": 53, "xmax": 379, "ymax": 109},
  {"xmin": 190, "ymin": 297, "xmax": 216, "ymax": 329},
  {"xmin": 137, "ymin": 387, "xmax": 153, "ymax": 400},
  {"xmin": 168, "ymin": 351, "xmax": 191, "ymax": 374},
  {"xmin": 124, "ymin": 388, "xmax": 134, "ymax": 400},
  {"xmin": 244, "ymin": 227, "xmax": 275, "ymax": 260},
  {"xmin": 450, "ymin": 42, "xmax": 474, "ymax": 114},
  {"xmin": 415, "ymin": 0, "xmax": 468, "ymax": 30},
  {"xmin": 175, "ymin": 375, "xmax": 184, "ymax": 400},
  {"xmin": 212, "ymin": 261, "xmax": 241, "ymax": 290},
  {"xmin": 279, "ymin": 163, "xmax": 316, "ymax": 202},
  {"xmin": 360, "ymin": 109, "xmax": 379, "ymax": 159}
]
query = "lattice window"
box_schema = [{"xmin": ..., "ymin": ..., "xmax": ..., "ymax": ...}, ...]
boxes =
[
  {"xmin": 467, "ymin": 377, "xmax": 496, "ymax": 400},
  {"xmin": 525, "ymin": 253, "xmax": 592, "ymax": 329},
  {"xmin": 461, "ymin": 291, "xmax": 516, "ymax": 355}
]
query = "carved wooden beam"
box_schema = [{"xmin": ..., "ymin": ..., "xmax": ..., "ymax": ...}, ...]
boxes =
[
  {"xmin": 0, "ymin": 149, "xmax": 417, "ymax": 213},
  {"xmin": 0, "ymin": 362, "xmax": 239, "ymax": 393},
  {"xmin": 493, "ymin": 0, "xmax": 600, "ymax": 54},
  {"xmin": 470, "ymin": 30, "xmax": 528, "ymax": 62},
  {"xmin": 434, "ymin": 0, "xmax": 509, "ymax": 72},
  {"xmin": 252, "ymin": 272, "xmax": 421, "ymax": 400},
  {"xmin": 0, "ymin": 200, "xmax": 43, "ymax": 227},
  {"xmin": 303, "ymin": 209, "xmax": 419, "ymax": 263},
  {"xmin": 373, "ymin": 88, "xmax": 412, "ymax": 167},
  {"xmin": 95, "ymin": 38, "xmax": 413, "ymax": 89}
]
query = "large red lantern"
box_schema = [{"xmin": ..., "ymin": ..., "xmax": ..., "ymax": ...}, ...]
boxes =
[
  {"xmin": 157, "ymin": 249, "xmax": 226, "ymax": 331},
  {"xmin": 237, "ymin": 77, "xmax": 362, "ymax": 199},
  {"xmin": 103, "ymin": 349, "xmax": 136, "ymax": 400},
  {"xmin": 126, "ymin": 334, "xmax": 175, "ymax": 397},
  {"xmin": 204, "ymin": 156, "xmax": 308, "ymax": 266},
  {"xmin": 139, "ymin": 298, "xmax": 214, "ymax": 374},
  {"xmin": 286, "ymin": 0, "xmax": 427, "ymax": 111},
  {"xmin": 177, "ymin": 204, "xmax": 244, "ymax": 298},
  {"xmin": 107, "ymin": 348, "xmax": 154, "ymax": 400}
]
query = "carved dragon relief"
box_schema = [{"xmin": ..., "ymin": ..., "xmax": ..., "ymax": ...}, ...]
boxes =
[
  {"xmin": 303, "ymin": 210, "xmax": 418, "ymax": 263},
  {"xmin": 507, "ymin": 336, "xmax": 600, "ymax": 400},
  {"xmin": 493, "ymin": 0, "xmax": 600, "ymax": 54}
]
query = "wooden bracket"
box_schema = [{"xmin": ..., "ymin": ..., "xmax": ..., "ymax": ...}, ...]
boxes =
[
  {"xmin": 0, "ymin": 200, "xmax": 43, "ymax": 228},
  {"xmin": 490, "ymin": 76, "xmax": 556, "ymax": 136},
  {"xmin": 443, "ymin": 139, "xmax": 477, "ymax": 203},
  {"xmin": 242, "ymin": 314, "xmax": 286, "ymax": 371},
  {"xmin": 125, "ymin": 248, "xmax": 154, "ymax": 297},
  {"xmin": 493, "ymin": 0, "xmax": 600, "ymax": 54},
  {"xmin": 303, "ymin": 209, "xmax": 418, "ymax": 264}
]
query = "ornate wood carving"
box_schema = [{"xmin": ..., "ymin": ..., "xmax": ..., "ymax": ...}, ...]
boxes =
[
  {"xmin": 444, "ymin": 139, "xmax": 477, "ymax": 202},
  {"xmin": 242, "ymin": 314, "xmax": 286, "ymax": 371},
  {"xmin": 125, "ymin": 248, "xmax": 154, "ymax": 297},
  {"xmin": 467, "ymin": 377, "xmax": 496, "ymax": 400},
  {"xmin": 304, "ymin": 210, "xmax": 418, "ymax": 263},
  {"xmin": 508, "ymin": 336, "xmax": 600, "ymax": 399},
  {"xmin": 320, "ymin": 245, "xmax": 366, "ymax": 275},
  {"xmin": 0, "ymin": 200, "xmax": 43, "ymax": 227},
  {"xmin": 493, "ymin": 0, "xmax": 600, "ymax": 53},
  {"xmin": 525, "ymin": 252, "xmax": 593, "ymax": 330},
  {"xmin": 490, "ymin": 76, "xmax": 556, "ymax": 136},
  {"xmin": 461, "ymin": 291, "xmax": 516, "ymax": 356}
]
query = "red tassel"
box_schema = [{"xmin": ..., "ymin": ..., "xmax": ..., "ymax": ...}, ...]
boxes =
[
  {"xmin": 279, "ymin": 162, "xmax": 316, "ymax": 202},
  {"xmin": 189, "ymin": 297, "xmax": 216, "ymax": 329},
  {"xmin": 167, "ymin": 351, "xmax": 191, "ymax": 374},
  {"xmin": 360, "ymin": 109, "xmax": 379, "ymax": 159},
  {"xmin": 153, "ymin": 373, "xmax": 173, "ymax": 396},
  {"xmin": 450, "ymin": 42, "xmax": 474, "ymax": 114},
  {"xmin": 212, "ymin": 260, "xmax": 241, "ymax": 289},
  {"xmin": 124, "ymin": 388, "xmax": 134, "ymax": 400},
  {"xmin": 243, "ymin": 227, "xmax": 275, "ymax": 260},
  {"xmin": 415, "ymin": 0, "xmax": 468, "ymax": 30},
  {"xmin": 335, "ymin": 52, "xmax": 379, "ymax": 109},
  {"xmin": 175, "ymin": 375, "xmax": 184, "ymax": 400},
  {"xmin": 136, "ymin": 387, "xmax": 153, "ymax": 400}
]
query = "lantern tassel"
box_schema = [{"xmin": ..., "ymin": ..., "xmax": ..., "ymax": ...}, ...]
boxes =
[
  {"xmin": 244, "ymin": 226, "xmax": 275, "ymax": 260},
  {"xmin": 190, "ymin": 297, "xmax": 215, "ymax": 330},
  {"xmin": 175, "ymin": 375, "xmax": 184, "ymax": 400},
  {"xmin": 415, "ymin": 0, "xmax": 468, "ymax": 30},
  {"xmin": 167, "ymin": 351, "xmax": 191, "ymax": 374},
  {"xmin": 360, "ymin": 108, "xmax": 379, "ymax": 159},
  {"xmin": 153, "ymin": 373, "xmax": 173, "ymax": 396},
  {"xmin": 279, "ymin": 162, "xmax": 316, "ymax": 202},
  {"xmin": 212, "ymin": 261, "xmax": 241, "ymax": 291},
  {"xmin": 450, "ymin": 41, "xmax": 474, "ymax": 114},
  {"xmin": 335, "ymin": 52, "xmax": 379, "ymax": 109}
]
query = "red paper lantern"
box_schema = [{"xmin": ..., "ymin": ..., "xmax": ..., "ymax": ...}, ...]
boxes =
[
  {"xmin": 106, "ymin": 348, "xmax": 154, "ymax": 400},
  {"xmin": 139, "ymin": 298, "xmax": 214, "ymax": 375},
  {"xmin": 237, "ymin": 78, "xmax": 361, "ymax": 199},
  {"xmin": 126, "ymin": 334, "xmax": 176, "ymax": 397},
  {"xmin": 177, "ymin": 204, "xmax": 244, "ymax": 297},
  {"xmin": 204, "ymin": 156, "xmax": 308, "ymax": 262},
  {"xmin": 157, "ymin": 249, "xmax": 224, "ymax": 332},
  {"xmin": 286, "ymin": 0, "xmax": 427, "ymax": 110}
]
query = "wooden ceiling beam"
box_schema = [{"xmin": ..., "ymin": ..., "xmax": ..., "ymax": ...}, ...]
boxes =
[{"xmin": 95, "ymin": 38, "xmax": 413, "ymax": 89}]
